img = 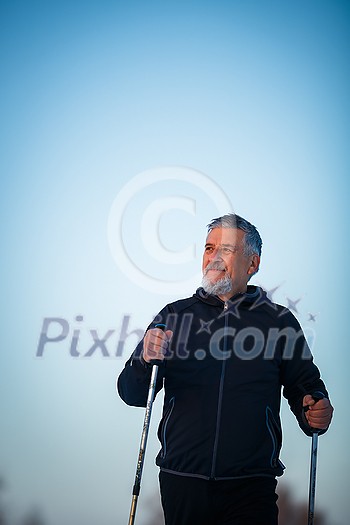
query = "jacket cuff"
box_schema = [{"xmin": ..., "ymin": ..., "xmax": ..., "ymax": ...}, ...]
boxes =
[{"xmin": 139, "ymin": 352, "xmax": 152, "ymax": 369}]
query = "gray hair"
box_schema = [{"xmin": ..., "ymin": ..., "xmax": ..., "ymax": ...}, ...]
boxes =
[{"xmin": 207, "ymin": 213, "xmax": 262, "ymax": 257}]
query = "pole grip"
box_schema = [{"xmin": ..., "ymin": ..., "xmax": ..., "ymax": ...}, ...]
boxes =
[
  {"xmin": 304, "ymin": 391, "xmax": 325, "ymax": 434},
  {"xmin": 149, "ymin": 323, "xmax": 167, "ymax": 366},
  {"xmin": 311, "ymin": 391, "xmax": 325, "ymax": 403}
]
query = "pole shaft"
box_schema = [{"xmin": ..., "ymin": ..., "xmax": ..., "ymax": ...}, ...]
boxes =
[
  {"xmin": 128, "ymin": 496, "xmax": 138, "ymax": 525},
  {"xmin": 127, "ymin": 365, "xmax": 159, "ymax": 525},
  {"xmin": 307, "ymin": 433, "xmax": 318, "ymax": 525}
]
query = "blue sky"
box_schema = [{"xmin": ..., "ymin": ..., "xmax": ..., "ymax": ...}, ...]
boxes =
[{"xmin": 1, "ymin": 1, "xmax": 349, "ymax": 524}]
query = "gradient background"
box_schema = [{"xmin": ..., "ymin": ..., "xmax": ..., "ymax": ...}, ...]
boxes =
[{"xmin": 1, "ymin": 1, "xmax": 349, "ymax": 524}]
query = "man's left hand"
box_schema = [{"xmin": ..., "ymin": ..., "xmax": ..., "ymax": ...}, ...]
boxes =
[{"xmin": 303, "ymin": 394, "xmax": 334, "ymax": 430}]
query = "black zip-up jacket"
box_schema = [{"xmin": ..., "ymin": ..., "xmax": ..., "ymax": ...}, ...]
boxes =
[{"xmin": 117, "ymin": 286, "xmax": 329, "ymax": 480}]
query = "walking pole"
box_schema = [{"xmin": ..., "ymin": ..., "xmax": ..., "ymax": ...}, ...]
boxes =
[
  {"xmin": 307, "ymin": 391, "xmax": 325, "ymax": 525},
  {"xmin": 128, "ymin": 324, "xmax": 166, "ymax": 525}
]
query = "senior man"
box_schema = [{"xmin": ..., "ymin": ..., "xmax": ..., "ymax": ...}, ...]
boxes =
[{"xmin": 118, "ymin": 213, "xmax": 333, "ymax": 525}]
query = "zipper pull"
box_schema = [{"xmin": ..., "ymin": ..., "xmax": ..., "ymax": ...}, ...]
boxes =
[{"xmin": 224, "ymin": 301, "xmax": 228, "ymax": 311}]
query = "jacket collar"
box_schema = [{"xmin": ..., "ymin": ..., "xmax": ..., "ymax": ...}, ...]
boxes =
[{"xmin": 194, "ymin": 285, "xmax": 265, "ymax": 308}]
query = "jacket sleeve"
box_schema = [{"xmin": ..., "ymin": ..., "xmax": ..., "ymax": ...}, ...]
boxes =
[
  {"xmin": 279, "ymin": 312, "xmax": 330, "ymax": 437},
  {"xmin": 117, "ymin": 340, "xmax": 165, "ymax": 407},
  {"xmin": 117, "ymin": 307, "xmax": 170, "ymax": 407}
]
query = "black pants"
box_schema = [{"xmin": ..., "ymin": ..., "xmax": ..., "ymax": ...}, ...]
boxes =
[{"xmin": 159, "ymin": 471, "xmax": 278, "ymax": 525}]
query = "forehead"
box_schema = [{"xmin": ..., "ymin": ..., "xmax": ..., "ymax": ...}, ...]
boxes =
[{"xmin": 205, "ymin": 227, "xmax": 245, "ymax": 245}]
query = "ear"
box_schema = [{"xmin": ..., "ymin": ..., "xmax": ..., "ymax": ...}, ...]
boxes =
[{"xmin": 247, "ymin": 254, "xmax": 260, "ymax": 276}]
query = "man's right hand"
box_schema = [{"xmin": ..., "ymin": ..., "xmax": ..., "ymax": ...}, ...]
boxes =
[{"xmin": 142, "ymin": 328, "xmax": 173, "ymax": 363}]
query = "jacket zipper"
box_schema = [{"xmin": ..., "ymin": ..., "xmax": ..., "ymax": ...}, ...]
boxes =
[{"xmin": 210, "ymin": 301, "xmax": 229, "ymax": 478}]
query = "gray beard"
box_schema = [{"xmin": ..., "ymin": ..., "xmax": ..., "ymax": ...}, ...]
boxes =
[{"xmin": 201, "ymin": 273, "xmax": 233, "ymax": 296}]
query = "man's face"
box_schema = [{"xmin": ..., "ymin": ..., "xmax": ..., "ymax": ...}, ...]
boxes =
[{"xmin": 202, "ymin": 227, "xmax": 259, "ymax": 298}]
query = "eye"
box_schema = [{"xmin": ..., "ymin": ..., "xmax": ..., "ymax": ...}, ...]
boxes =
[
  {"xmin": 205, "ymin": 246, "xmax": 214, "ymax": 253},
  {"xmin": 223, "ymin": 247, "xmax": 234, "ymax": 254}
]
